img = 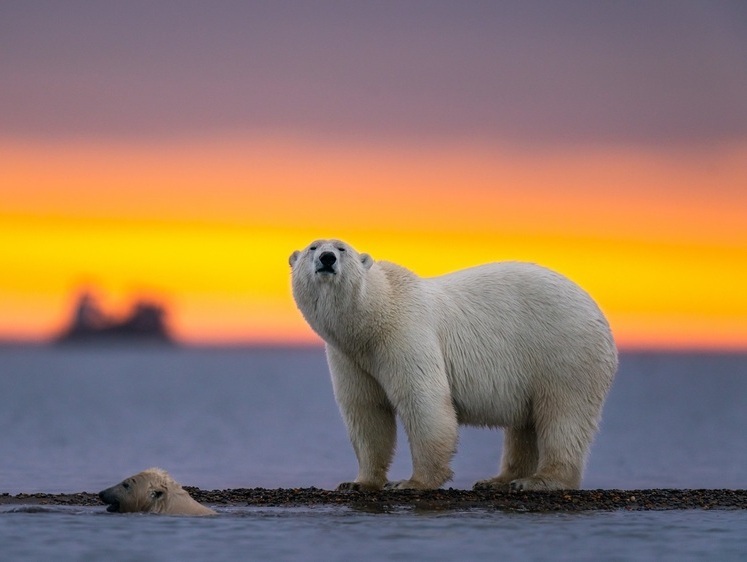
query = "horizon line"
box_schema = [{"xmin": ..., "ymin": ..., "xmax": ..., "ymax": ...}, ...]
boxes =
[{"xmin": 1, "ymin": 337, "xmax": 745, "ymax": 355}]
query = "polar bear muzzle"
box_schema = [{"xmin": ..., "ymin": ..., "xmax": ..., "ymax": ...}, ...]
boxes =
[
  {"xmin": 316, "ymin": 251, "xmax": 338, "ymax": 275},
  {"xmin": 98, "ymin": 487, "xmax": 122, "ymax": 512}
]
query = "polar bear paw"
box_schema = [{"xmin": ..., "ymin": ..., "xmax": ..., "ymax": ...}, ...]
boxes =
[
  {"xmin": 508, "ymin": 476, "xmax": 565, "ymax": 491},
  {"xmin": 337, "ymin": 481, "xmax": 384, "ymax": 492},
  {"xmin": 473, "ymin": 477, "xmax": 512, "ymax": 491},
  {"xmin": 474, "ymin": 475, "xmax": 571, "ymax": 492},
  {"xmin": 384, "ymin": 479, "xmax": 435, "ymax": 490}
]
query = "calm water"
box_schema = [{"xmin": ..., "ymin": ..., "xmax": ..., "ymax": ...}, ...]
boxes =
[{"xmin": 1, "ymin": 346, "xmax": 746, "ymax": 560}]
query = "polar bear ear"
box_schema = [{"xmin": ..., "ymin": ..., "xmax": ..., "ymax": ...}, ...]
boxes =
[
  {"xmin": 360, "ymin": 253, "xmax": 373, "ymax": 270},
  {"xmin": 289, "ymin": 250, "xmax": 300, "ymax": 267}
]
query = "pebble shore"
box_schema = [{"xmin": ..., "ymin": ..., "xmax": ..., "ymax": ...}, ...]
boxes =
[{"xmin": 2, "ymin": 488, "xmax": 746, "ymax": 512}]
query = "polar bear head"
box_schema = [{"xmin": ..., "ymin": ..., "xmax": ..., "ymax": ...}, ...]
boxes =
[
  {"xmin": 98, "ymin": 468, "xmax": 215, "ymax": 516},
  {"xmin": 289, "ymin": 239, "xmax": 378, "ymax": 343}
]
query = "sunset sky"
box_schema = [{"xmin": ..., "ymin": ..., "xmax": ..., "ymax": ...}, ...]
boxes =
[{"xmin": 1, "ymin": 1, "xmax": 746, "ymax": 349}]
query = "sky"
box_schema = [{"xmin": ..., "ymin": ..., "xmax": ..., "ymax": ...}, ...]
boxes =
[{"xmin": 1, "ymin": 1, "xmax": 746, "ymax": 349}]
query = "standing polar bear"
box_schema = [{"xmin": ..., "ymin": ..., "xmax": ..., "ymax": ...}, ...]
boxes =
[
  {"xmin": 98, "ymin": 468, "xmax": 216, "ymax": 515},
  {"xmin": 290, "ymin": 239, "xmax": 617, "ymax": 492}
]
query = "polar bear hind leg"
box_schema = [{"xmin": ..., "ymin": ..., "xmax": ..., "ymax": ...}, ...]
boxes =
[
  {"xmin": 474, "ymin": 425, "xmax": 539, "ymax": 490},
  {"xmin": 475, "ymin": 391, "xmax": 599, "ymax": 491},
  {"xmin": 514, "ymin": 393, "xmax": 596, "ymax": 491}
]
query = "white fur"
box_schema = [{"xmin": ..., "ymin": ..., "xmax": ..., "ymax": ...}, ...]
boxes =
[
  {"xmin": 290, "ymin": 239, "xmax": 617, "ymax": 491},
  {"xmin": 99, "ymin": 468, "xmax": 216, "ymax": 515}
]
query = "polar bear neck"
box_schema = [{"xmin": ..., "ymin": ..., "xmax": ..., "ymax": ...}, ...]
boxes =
[{"xmin": 308, "ymin": 261, "xmax": 413, "ymax": 354}]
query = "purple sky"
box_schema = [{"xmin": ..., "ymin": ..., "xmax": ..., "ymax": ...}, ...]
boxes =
[{"xmin": 2, "ymin": 1, "xmax": 746, "ymax": 145}]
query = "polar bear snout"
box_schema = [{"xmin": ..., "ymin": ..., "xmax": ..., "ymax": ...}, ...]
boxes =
[
  {"xmin": 316, "ymin": 251, "xmax": 338, "ymax": 275},
  {"xmin": 320, "ymin": 251, "xmax": 337, "ymax": 267},
  {"xmin": 98, "ymin": 487, "xmax": 121, "ymax": 512}
]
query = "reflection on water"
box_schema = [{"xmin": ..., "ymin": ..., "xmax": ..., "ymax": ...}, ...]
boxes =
[{"xmin": 2, "ymin": 505, "xmax": 747, "ymax": 562}]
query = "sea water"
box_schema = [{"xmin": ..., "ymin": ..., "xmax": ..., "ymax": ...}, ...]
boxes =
[{"xmin": 1, "ymin": 347, "xmax": 746, "ymax": 561}]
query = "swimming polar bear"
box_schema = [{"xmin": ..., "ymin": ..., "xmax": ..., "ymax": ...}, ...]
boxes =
[
  {"xmin": 290, "ymin": 239, "xmax": 617, "ymax": 492},
  {"xmin": 98, "ymin": 468, "xmax": 216, "ymax": 515}
]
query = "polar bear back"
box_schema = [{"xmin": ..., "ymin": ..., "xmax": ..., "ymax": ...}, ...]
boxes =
[{"xmin": 420, "ymin": 261, "xmax": 616, "ymax": 428}]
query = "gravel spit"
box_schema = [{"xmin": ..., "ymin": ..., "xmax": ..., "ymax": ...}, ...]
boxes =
[{"xmin": 2, "ymin": 488, "xmax": 746, "ymax": 512}]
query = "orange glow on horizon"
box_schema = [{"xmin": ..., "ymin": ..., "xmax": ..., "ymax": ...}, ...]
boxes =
[{"xmin": 1, "ymin": 136, "xmax": 746, "ymax": 350}]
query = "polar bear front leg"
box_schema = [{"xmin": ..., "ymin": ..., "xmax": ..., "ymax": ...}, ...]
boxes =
[
  {"xmin": 386, "ymin": 375, "xmax": 458, "ymax": 490},
  {"xmin": 327, "ymin": 346, "xmax": 396, "ymax": 491}
]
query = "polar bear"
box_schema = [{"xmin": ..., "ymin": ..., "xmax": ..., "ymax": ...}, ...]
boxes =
[
  {"xmin": 290, "ymin": 239, "xmax": 617, "ymax": 492},
  {"xmin": 98, "ymin": 468, "xmax": 216, "ymax": 515}
]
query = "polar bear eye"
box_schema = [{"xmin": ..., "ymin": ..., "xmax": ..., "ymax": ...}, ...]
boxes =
[
  {"xmin": 309, "ymin": 246, "xmax": 317, "ymax": 251},
  {"xmin": 122, "ymin": 481, "xmax": 130, "ymax": 490},
  {"xmin": 152, "ymin": 490, "xmax": 164, "ymax": 499},
  {"xmin": 338, "ymin": 247, "xmax": 346, "ymax": 252}
]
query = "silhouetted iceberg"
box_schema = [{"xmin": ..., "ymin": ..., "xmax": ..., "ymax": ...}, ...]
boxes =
[{"xmin": 57, "ymin": 292, "xmax": 173, "ymax": 344}]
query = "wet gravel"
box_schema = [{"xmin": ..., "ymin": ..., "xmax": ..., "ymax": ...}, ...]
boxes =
[{"xmin": 2, "ymin": 488, "xmax": 746, "ymax": 512}]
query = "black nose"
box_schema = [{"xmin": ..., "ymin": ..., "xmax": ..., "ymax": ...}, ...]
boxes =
[{"xmin": 320, "ymin": 252, "xmax": 337, "ymax": 267}]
